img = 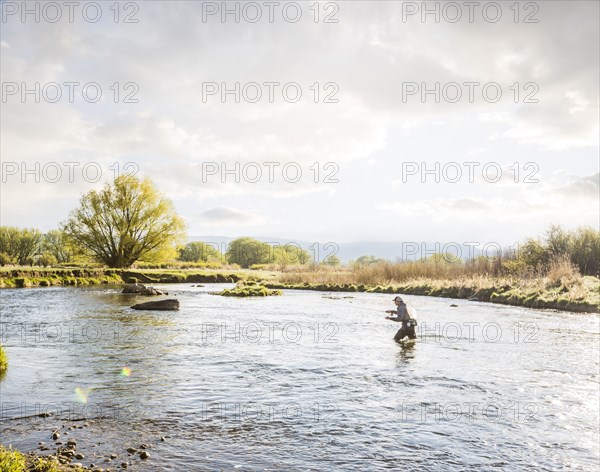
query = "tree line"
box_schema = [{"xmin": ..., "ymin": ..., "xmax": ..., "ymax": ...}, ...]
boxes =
[
  {"xmin": 0, "ymin": 176, "xmax": 598, "ymax": 275},
  {"xmin": 0, "ymin": 175, "xmax": 318, "ymax": 268}
]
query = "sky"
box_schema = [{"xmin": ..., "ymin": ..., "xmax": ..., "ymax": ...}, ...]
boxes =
[{"xmin": 1, "ymin": 0, "xmax": 598, "ymax": 252}]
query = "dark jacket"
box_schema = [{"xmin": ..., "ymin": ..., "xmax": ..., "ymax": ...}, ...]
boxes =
[{"xmin": 389, "ymin": 302, "xmax": 412, "ymax": 324}]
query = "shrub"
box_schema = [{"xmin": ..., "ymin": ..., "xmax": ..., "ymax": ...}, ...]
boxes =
[
  {"xmin": 0, "ymin": 446, "xmax": 24, "ymax": 472},
  {"xmin": 546, "ymin": 257, "xmax": 582, "ymax": 289},
  {"xmin": 37, "ymin": 252, "xmax": 58, "ymax": 268},
  {"xmin": 217, "ymin": 281, "xmax": 282, "ymax": 297},
  {"xmin": 0, "ymin": 344, "xmax": 7, "ymax": 371},
  {"xmin": 0, "ymin": 252, "xmax": 15, "ymax": 266}
]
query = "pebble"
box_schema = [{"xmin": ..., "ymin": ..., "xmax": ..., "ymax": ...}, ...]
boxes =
[
  {"xmin": 52, "ymin": 431, "xmax": 60, "ymax": 440},
  {"xmin": 72, "ymin": 463, "xmax": 83, "ymax": 468},
  {"xmin": 67, "ymin": 440, "xmax": 77, "ymax": 446},
  {"xmin": 126, "ymin": 447, "xmax": 137, "ymax": 454},
  {"xmin": 140, "ymin": 451, "xmax": 150, "ymax": 460},
  {"xmin": 139, "ymin": 443, "xmax": 149, "ymax": 449},
  {"xmin": 109, "ymin": 454, "xmax": 117, "ymax": 459},
  {"xmin": 160, "ymin": 436, "xmax": 165, "ymax": 441},
  {"xmin": 121, "ymin": 462, "xmax": 128, "ymax": 468},
  {"xmin": 75, "ymin": 453, "xmax": 85, "ymax": 460}
]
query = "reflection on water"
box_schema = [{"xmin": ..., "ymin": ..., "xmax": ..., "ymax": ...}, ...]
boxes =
[
  {"xmin": 395, "ymin": 341, "xmax": 417, "ymax": 365},
  {"xmin": 0, "ymin": 285, "xmax": 599, "ymax": 471}
]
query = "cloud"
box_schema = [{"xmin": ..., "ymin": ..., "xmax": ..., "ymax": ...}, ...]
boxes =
[
  {"xmin": 198, "ymin": 207, "xmax": 264, "ymax": 226},
  {"xmin": 554, "ymin": 173, "xmax": 600, "ymax": 200},
  {"xmin": 382, "ymin": 173, "xmax": 600, "ymax": 225},
  {"xmin": 0, "ymin": 1, "xmax": 597, "ymax": 239}
]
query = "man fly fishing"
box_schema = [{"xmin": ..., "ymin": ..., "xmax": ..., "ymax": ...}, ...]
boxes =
[{"xmin": 385, "ymin": 296, "xmax": 417, "ymax": 342}]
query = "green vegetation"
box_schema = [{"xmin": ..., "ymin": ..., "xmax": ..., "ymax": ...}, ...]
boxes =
[
  {"xmin": 217, "ymin": 281, "xmax": 282, "ymax": 297},
  {"xmin": 351, "ymin": 255, "xmax": 385, "ymax": 267},
  {"xmin": 225, "ymin": 237, "xmax": 311, "ymax": 268},
  {"xmin": 120, "ymin": 269, "xmax": 249, "ymax": 284},
  {"xmin": 0, "ymin": 445, "xmax": 88, "ymax": 471},
  {"xmin": 322, "ymin": 255, "xmax": 341, "ymax": 266},
  {"xmin": 0, "ymin": 267, "xmax": 260, "ymax": 288},
  {"xmin": 62, "ymin": 175, "xmax": 186, "ymax": 268},
  {"xmin": 0, "ymin": 218, "xmax": 598, "ymax": 313},
  {"xmin": 42, "ymin": 229, "xmax": 75, "ymax": 265},
  {"xmin": 0, "ymin": 268, "xmax": 123, "ymax": 288},
  {"xmin": 0, "ymin": 227, "xmax": 42, "ymax": 266},
  {"xmin": 0, "ymin": 446, "xmax": 25, "ymax": 472},
  {"xmin": 225, "ymin": 237, "xmax": 272, "ymax": 268},
  {"xmin": 264, "ymin": 274, "xmax": 599, "ymax": 312},
  {"xmin": 178, "ymin": 241, "xmax": 222, "ymax": 263},
  {"xmin": 0, "ymin": 344, "xmax": 7, "ymax": 372},
  {"xmin": 517, "ymin": 225, "xmax": 600, "ymax": 276}
]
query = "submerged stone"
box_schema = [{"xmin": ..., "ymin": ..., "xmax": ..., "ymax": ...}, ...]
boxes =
[{"xmin": 131, "ymin": 299, "xmax": 179, "ymax": 311}]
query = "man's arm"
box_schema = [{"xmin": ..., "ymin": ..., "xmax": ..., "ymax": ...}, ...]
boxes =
[{"xmin": 385, "ymin": 312, "xmax": 403, "ymax": 322}]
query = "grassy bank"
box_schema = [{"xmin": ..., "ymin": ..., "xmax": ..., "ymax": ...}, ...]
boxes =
[
  {"xmin": 263, "ymin": 275, "xmax": 600, "ymax": 313},
  {"xmin": 0, "ymin": 267, "xmax": 122, "ymax": 288},
  {"xmin": 216, "ymin": 281, "xmax": 283, "ymax": 297},
  {"xmin": 0, "ymin": 267, "xmax": 267, "ymax": 288},
  {"xmin": 0, "ymin": 445, "xmax": 87, "ymax": 471},
  {"xmin": 1, "ymin": 266, "xmax": 598, "ymax": 313}
]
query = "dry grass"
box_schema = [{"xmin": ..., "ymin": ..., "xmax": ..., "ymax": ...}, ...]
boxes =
[
  {"xmin": 271, "ymin": 260, "xmax": 599, "ymax": 312},
  {"xmin": 279, "ymin": 260, "xmax": 496, "ymax": 286},
  {"xmin": 545, "ymin": 257, "xmax": 583, "ymax": 288}
]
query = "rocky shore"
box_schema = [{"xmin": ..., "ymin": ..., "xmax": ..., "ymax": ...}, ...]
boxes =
[{"xmin": 1, "ymin": 417, "xmax": 163, "ymax": 471}]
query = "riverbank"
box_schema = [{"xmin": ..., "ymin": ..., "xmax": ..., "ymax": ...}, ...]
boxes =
[
  {"xmin": 0, "ymin": 267, "xmax": 598, "ymax": 313},
  {"xmin": 263, "ymin": 275, "xmax": 600, "ymax": 313},
  {"xmin": 0, "ymin": 415, "xmax": 160, "ymax": 471},
  {"xmin": 0, "ymin": 267, "xmax": 260, "ymax": 288},
  {"xmin": 0, "ymin": 444, "xmax": 88, "ymax": 471}
]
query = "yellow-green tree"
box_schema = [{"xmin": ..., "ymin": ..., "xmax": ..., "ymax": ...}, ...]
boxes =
[
  {"xmin": 178, "ymin": 241, "xmax": 222, "ymax": 263},
  {"xmin": 226, "ymin": 237, "xmax": 271, "ymax": 268},
  {"xmin": 0, "ymin": 227, "xmax": 42, "ymax": 265},
  {"xmin": 62, "ymin": 176, "xmax": 186, "ymax": 268},
  {"xmin": 43, "ymin": 229, "xmax": 74, "ymax": 264}
]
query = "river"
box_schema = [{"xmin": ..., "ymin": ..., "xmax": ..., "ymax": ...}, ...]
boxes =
[{"xmin": 0, "ymin": 285, "xmax": 598, "ymax": 471}]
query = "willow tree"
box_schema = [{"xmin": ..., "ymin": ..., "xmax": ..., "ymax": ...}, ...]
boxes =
[{"xmin": 62, "ymin": 176, "xmax": 186, "ymax": 268}]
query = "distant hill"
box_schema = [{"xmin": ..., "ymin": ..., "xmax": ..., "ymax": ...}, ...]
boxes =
[{"xmin": 189, "ymin": 236, "xmax": 487, "ymax": 263}]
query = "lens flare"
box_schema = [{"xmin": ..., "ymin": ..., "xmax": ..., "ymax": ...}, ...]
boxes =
[
  {"xmin": 74, "ymin": 387, "xmax": 91, "ymax": 404},
  {"xmin": 121, "ymin": 367, "xmax": 132, "ymax": 377}
]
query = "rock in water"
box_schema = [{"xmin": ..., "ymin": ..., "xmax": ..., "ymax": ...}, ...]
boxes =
[
  {"xmin": 131, "ymin": 299, "xmax": 179, "ymax": 311},
  {"xmin": 122, "ymin": 283, "xmax": 165, "ymax": 296}
]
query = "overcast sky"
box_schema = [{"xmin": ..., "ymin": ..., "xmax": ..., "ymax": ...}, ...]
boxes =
[{"xmin": 1, "ymin": 0, "xmax": 598, "ymax": 248}]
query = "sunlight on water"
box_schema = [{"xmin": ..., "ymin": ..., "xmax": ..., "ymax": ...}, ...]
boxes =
[{"xmin": 1, "ymin": 285, "xmax": 598, "ymax": 471}]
